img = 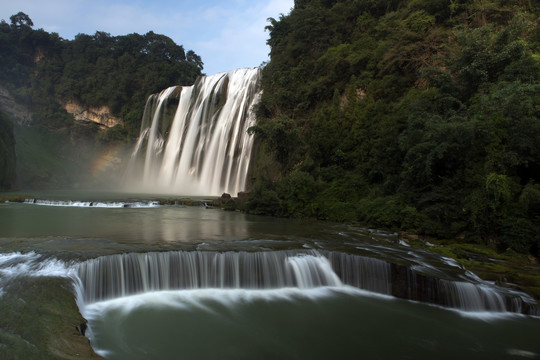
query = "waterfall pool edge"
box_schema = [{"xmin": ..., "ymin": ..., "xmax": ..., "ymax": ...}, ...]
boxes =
[
  {"xmin": 1, "ymin": 269, "xmax": 538, "ymax": 360},
  {"xmin": 81, "ymin": 287, "xmax": 540, "ymax": 360}
]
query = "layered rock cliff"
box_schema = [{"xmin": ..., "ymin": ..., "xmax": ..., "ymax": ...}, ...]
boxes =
[{"xmin": 62, "ymin": 101, "xmax": 122, "ymax": 128}]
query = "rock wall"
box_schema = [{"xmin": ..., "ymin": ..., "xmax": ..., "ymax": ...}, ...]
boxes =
[
  {"xmin": 63, "ymin": 101, "xmax": 122, "ymax": 128},
  {"xmin": 0, "ymin": 87, "xmax": 123, "ymax": 129},
  {"xmin": 0, "ymin": 86, "xmax": 32, "ymax": 125}
]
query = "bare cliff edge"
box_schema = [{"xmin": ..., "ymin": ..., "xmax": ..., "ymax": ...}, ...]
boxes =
[{"xmin": 62, "ymin": 100, "xmax": 122, "ymax": 128}]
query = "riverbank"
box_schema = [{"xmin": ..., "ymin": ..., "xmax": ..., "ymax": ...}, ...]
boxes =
[
  {"xmin": 213, "ymin": 192, "xmax": 540, "ymax": 302},
  {"xmin": 210, "ymin": 192, "xmax": 540, "ymax": 301},
  {"xmin": 398, "ymin": 232, "xmax": 540, "ymax": 301}
]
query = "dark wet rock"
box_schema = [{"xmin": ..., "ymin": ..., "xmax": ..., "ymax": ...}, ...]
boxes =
[
  {"xmin": 212, "ymin": 193, "xmax": 238, "ymax": 210},
  {"xmin": 76, "ymin": 322, "xmax": 88, "ymax": 336}
]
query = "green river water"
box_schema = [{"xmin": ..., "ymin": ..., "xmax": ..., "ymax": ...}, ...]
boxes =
[{"xmin": 0, "ymin": 191, "xmax": 539, "ymax": 359}]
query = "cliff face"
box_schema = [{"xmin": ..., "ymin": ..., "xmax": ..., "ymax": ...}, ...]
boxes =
[
  {"xmin": 0, "ymin": 86, "xmax": 32, "ymax": 126},
  {"xmin": 0, "ymin": 88, "xmax": 123, "ymax": 129},
  {"xmin": 63, "ymin": 101, "xmax": 123, "ymax": 128}
]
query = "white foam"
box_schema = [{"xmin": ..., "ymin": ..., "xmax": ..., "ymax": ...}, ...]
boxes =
[
  {"xmin": 0, "ymin": 251, "xmax": 38, "ymax": 265},
  {"xmin": 23, "ymin": 199, "xmax": 160, "ymax": 208},
  {"xmin": 0, "ymin": 252, "xmax": 73, "ymax": 298},
  {"xmin": 506, "ymin": 349, "xmax": 540, "ymax": 358},
  {"xmin": 441, "ymin": 256, "xmax": 464, "ymax": 269},
  {"xmin": 0, "ymin": 251, "xmax": 72, "ymax": 279},
  {"xmin": 455, "ymin": 309, "xmax": 526, "ymax": 321},
  {"xmin": 82, "ymin": 285, "xmax": 392, "ymax": 316}
]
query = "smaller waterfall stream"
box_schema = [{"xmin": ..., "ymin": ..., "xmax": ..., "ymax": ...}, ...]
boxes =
[
  {"xmin": 75, "ymin": 251, "xmax": 342, "ymax": 303},
  {"xmin": 72, "ymin": 250, "xmax": 538, "ymax": 315},
  {"xmin": 125, "ymin": 68, "xmax": 261, "ymax": 196},
  {"xmin": 1, "ymin": 250, "xmax": 536, "ymax": 315}
]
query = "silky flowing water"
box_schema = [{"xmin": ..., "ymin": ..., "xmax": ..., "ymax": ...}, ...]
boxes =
[
  {"xmin": 124, "ymin": 68, "xmax": 261, "ymax": 196},
  {"xmin": 1, "ymin": 195, "xmax": 539, "ymax": 359}
]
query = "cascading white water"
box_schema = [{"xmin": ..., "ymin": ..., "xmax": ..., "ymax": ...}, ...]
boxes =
[
  {"xmin": 325, "ymin": 252, "xmax": 392, "ymax": 294},
  {"xmin": 125, "ymin": 68, "xmax": 262, "ymax": 196},
  {"xmin": 439, "ymin": 280, "xmax": 507, "ymax": 311},
  {"xmin": 72, "ymin": 250, "xmax": 538, "ymax": 315},
  {"xmin": 287, "ymin": 255, "xmax": 342, "ymax": 288},
  {"xmin": 1, "ymin": 251, "xmax": 538, "ymax": 315},
  {"xmin": 75, "ymin": 251, "xmax": 344, "ymax": 303},
  {"xmin": 23, "ymin": 198, "xmax": 160, "ymax": 208}
]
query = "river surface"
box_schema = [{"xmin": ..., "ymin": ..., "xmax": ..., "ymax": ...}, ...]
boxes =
[{"xmin": 1, "ymin": 191, "xmax": 539, "ymax": 359}]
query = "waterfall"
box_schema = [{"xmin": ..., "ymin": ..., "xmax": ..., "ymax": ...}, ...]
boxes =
[
  {"xmin": 1, "ymin": 251, "xmax": 538, "ymax": 314},
  {"xmin": 76, "ymin": 251, "xmax": 341, "ymax": 303},
  {"xmin": 73, "ymin": 250, "xmax": 539, "ymax": 315},
  {"xmin": 438, "ymin": 280, "xmax": 506, "ymax": 312},
  {"xmin": 125, "ymin": 68, "xmax": 261, "ymax": 196}
]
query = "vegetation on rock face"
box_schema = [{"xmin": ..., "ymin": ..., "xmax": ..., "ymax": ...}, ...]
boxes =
[
  {"xmin": 0, "ymin": 12, "xmax": 203, "ymax": 189},
  {"xmin": 0, "ymin": 277, "xmax": 102, "ymax": 359},
  {"xmin": 0, "ymin": 111, "xmax": 16, "ymax": 190},
  {"xmin": 247, "ymin": 0, "xmax": 540, "ymax": 257}
]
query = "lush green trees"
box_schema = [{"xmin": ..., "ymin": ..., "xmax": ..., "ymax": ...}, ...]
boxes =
[
  {"xmin": 53, "ymin": 30, "xmax": 203, "ymax": 136},
  {"xmin": 0, "ymin": 13, "xmax": 203, "ymax": 138},
  {"xmin": 248, "ymin": 0, "xmax": 540, "ymax": 256}
]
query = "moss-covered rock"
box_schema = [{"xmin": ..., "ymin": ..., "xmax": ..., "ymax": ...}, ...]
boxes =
[
  {"xmin": 400, "ymin": 234, "xmax": 540, "ymax": 301},
  {"xmin": 0, "ymin": 276, "xmax": 102, "ymax": 359}
]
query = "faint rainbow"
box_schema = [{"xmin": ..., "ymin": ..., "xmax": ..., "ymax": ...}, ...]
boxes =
[{"xmin": 90, "ymin": 145, "xmax": 123, "ymax": 177}]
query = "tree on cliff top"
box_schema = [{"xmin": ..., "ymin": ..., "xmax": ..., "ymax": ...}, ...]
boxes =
[{"xmin": 10, "ymin": 12, "xmax": 33, "ymax": 28}]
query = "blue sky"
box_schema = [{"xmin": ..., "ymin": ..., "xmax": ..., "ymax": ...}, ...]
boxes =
[{"xmin": 0, "ymin": 0, "xmax": 293, "ymax": 75}]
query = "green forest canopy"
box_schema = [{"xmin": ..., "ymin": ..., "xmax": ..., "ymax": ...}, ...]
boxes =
[
  {"xmin": 246, "ymin": 0, "xmax": 540, "ymax": 256},
  {"xmin": 0, "ymin": 12, "xmax": 203, "ymax": 137}
]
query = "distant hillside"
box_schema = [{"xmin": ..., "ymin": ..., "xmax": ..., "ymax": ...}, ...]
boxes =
[
  {"xmin": 0, "ymin": 12, "xmax": 203, "ymax": 189},
  {"xmin": 246, "ymin": 0, "xmax": 540, "ymax": 255}
]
